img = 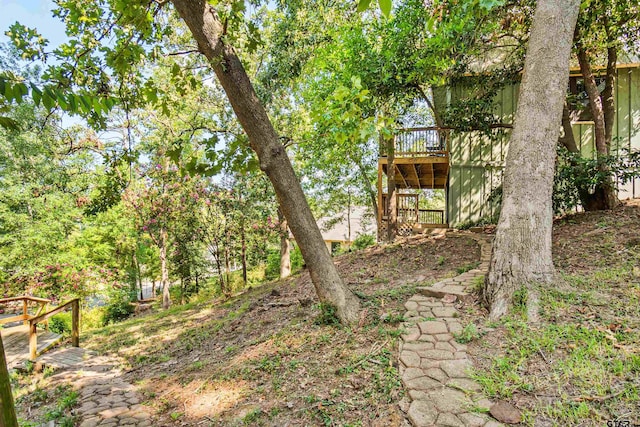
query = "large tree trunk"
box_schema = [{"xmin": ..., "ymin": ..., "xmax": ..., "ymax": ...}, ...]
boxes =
[
  {"xmin": 170, "ymin": 0, "xmax": 360, "ymax": 324},
  {"xmin": 484, "ymin": 0, "xmax": 580, "ymax": 321},
  {"xmin": 278, "ymin": 207, "xmax": 291, "ymax": 279},
  {"xmin": 159, "ymin": 228, "xmax": 171, "ymax": 309},
  {"xmin": 0, "ymin": 335, "xmax": 18, "ymax": 427}
]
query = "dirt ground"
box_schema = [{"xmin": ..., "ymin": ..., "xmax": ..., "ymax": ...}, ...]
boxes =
[
  {"xmin": 15, "ymin": 200, "xmax": 640, "ymax": 426},
  {"xmin": 82, "ymin": 233, "xmax": 479, "ymax": 426}
]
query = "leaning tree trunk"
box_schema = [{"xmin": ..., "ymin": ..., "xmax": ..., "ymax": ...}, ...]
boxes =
[
  {"xmin": 575, "ymin": 43, "xmax": 618, "ymax": 210},
  {"xmin": 0, "ymin": 335, "xmax": 18, "ymax": 427},
  {"xmin": 484, "ymin": 0, "xmax": 580, "ymax": 321},
  {"xmin": 170, "ymin": 0, "xmax": 360, "ymax": 324}
]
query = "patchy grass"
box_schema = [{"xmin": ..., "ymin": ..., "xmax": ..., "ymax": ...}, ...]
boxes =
[
  {"xmin": 76, "ymin": 234, "xmax": 478, "ymax": 426},
  {"xmin": 13, "ymin": 376, "xmax": 78, "ymax": 427},
  {"xmin": 469, "ymin": 200, "xmax": 640, "ymax": 427}
]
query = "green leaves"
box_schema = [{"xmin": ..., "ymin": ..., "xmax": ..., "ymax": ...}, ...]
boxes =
[
  {"xmin": 357, "ymin": 0, "xmax": 391, "ymax": 17},
  {"xmin": 357, "ymin": 0, "xmax": 373, "ymax": 12},
  {"xmin": 378, "ymin": 0, "xmax": 392, "ymax": 17},
  {"xmin": 0, "ymin": 72, "xmax": 118, "ymax": 118}
]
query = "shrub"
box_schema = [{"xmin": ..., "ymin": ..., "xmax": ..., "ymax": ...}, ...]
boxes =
[
  {"xmin": 49, "ymin": 313, "xmax": 72, "ymax": 336},
  {"xmin": 102, "ymin": 287, "xmax": 134, "ymax": 325},
  {"xmin": 352, "ymin": 233, "xmax": 376, "ymax": 250},
  {"xmin": 81, "ymin": 307, "xmax": 104, "ymax": 331}
]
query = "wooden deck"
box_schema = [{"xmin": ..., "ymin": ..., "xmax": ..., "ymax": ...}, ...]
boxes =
[{"xmin": 1, "ymin": 325, "xmax": 63, "ymax": 370}]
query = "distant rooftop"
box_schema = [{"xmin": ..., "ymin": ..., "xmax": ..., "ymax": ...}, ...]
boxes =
[{"xmin": 317, "ymin": 206, "xmax": 376, "ymax": 242}]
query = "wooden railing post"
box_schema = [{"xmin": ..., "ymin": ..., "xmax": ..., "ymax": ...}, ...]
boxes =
[
  {"xmin": 22, "ymin": 299, "xmax": 28, "ymax": 325},
  {"xmin": 71, "ymin": 299, "xmax": 79, "ymax": 347},
  {"xmin": 29, "ymin": 321, "xmax": 37, "ymax": 361}
]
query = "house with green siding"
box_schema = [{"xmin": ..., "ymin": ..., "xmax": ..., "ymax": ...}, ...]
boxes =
[{"xmin": 376, "ymin": 63, "xmax": 640, "ymax": 234}]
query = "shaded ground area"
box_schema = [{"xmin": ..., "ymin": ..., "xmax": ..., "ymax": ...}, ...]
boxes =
[
  {"xmin": 464, "ymin": 200, "xmax": 640, "ymax": 426},
  {"xmin": 13, "ymin": 201, "xmax": 640, "ymax": 427},
  {"xmin": 14, "ymin": 233, "xmax": 477, "ymax": 427}
]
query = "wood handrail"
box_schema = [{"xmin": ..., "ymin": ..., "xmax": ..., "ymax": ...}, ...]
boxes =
[
  {"xmin": 28, "ymin": 299, "xmax": 78, "ymax": 324},
  {"xmin": 0, "ymin": 296, "xmax": 50, "ymax": 326},
  {"xmin": 28, "ymin": 299, "xmax": 79, "ymax": 361},
  {"xmin": 0, "ymin": 296, "xmax": 51, "ymax": 304}
]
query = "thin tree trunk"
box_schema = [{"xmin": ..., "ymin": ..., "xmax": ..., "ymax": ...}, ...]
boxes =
[
  {"xmin": 386, "ymin": 136, "xmax": 397, "ymax": 242},
  {"xmin": 0, "ymin": 335, "xmax": 18, "ymax": 427},
  {"xmin": 133, "ymin": 251, "xmax": 143, "ymax": 300},
  {"xmin": 353, "ymin": 157, "xmax": 378, "ymax": 223},
  {"xmin": 576, "ymin": 43, "xmax": 618, "ymax": 209},
  {"xmin": 170, "ymin": 0, "xmax": 360, "ymax": 324},
  {"xmin": 212, "ymin": 237, "xmax": 226, "ymax": 294},
  {"xmin": 159, "ymin": 228, "xmax": 171, "ymax": 309},
  {"xmin": 347, "ymin": 190, "xmax": 352, "ymax": 246},
  {"xmin": 484, "ymin": 0, "xmax": 580, "ymax": 321},
  {"xmin": 224, "ymin": 231, "xmax": 231, "ymax": 295},
  {"xmin": 278, "ymin": 207, "xmax": 291, "ymax": 279},
  {"xmin": 240, "ymin": 223, "xmax": 247, "ymax": 286}
]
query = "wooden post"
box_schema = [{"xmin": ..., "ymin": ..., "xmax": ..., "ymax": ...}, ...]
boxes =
[
  {"xmin": 29, "ymin": 322, "xmax": 37, "ymax": 361},
  {"xmin": 22, "ymin": 299, "xmax": 28, "ymax": 325},
  {"xmin": 387, "ymin": 136, "xmax": 397, "ymax": 242},
  {"xmin": 377, "ymin": 161, "xmax": 383, "ymax": 240},
  {"xmin": 71, "ymin": 299, "xmax": 80, "ymax": 348},
  {"xmin": 0, "ymin": 334, "xmax": 19, "ymax": 427}
]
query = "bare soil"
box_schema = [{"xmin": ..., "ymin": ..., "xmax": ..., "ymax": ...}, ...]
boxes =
[
  {"xmin": 15, "ymin": 200, "xmax": 640, "ymax": 427},
  {"xmin": 83, "ymin": 233, "xmax": 479, "ymax": 426}
]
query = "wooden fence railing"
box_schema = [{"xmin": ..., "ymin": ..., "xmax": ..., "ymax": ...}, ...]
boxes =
[
  {"xmin": 398, "ymin": 208, "xmax": 444, "ymax": 224},
  {"xmin": 0, "ymin": 296, "xmax": 50, "ymax": 326},
  {"xmin": 0, "ymin": 296, "xmax": 79, "ymax": 361},
  {"xmin": 417, "ymin": 209, "xmax": 445, "ymax": 224},
  {"xmin": 28, "ymin": 299, "xmax": 79, "ymax": 360},
  {"xmin": 380, "ymin": 127, "xmax": 449, "ymax": 157}
]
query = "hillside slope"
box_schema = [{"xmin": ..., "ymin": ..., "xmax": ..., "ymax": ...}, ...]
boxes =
[{"xmin": 14, "ymin": 200, "xmax": 640, "ymax": 426}]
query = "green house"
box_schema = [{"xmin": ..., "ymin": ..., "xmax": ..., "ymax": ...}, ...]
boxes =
[{"xmin": 377, "ymin": 63, "xmax": 640, "ymax": 233}]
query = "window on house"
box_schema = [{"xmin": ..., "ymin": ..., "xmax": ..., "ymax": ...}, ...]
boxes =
[{"xmin": 568, "ymin": 75, "xmax": 606, "ymax": 122}]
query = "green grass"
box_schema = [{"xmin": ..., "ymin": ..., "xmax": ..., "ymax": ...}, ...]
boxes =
[
  {"xmin": 454, "ymin": 323, "xmax": 480, "ymax": 344},
  {"xmin": 456, "ymin": 261, "xmax": 480, "ymax": 274},
  {"xmin": 473, "ymin": 271, "xmax": 640, "ymax": 426}
]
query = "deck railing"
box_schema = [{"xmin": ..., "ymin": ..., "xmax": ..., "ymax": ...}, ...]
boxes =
[
  {"xmin": 398, "ymin": 208, "xmax": 445, "ymax": 224},
  {"xmin": 28, "ymin": 299, "xmax": 79, "ymax": 360},
  {"xmin": 380, "ymin": 127, "xmax": 449, "ymax": 157},
  {"xmin": 0, "ymin": 296, "xmax": 79, "ymax": 361},
  {"xmin": 0, "ymin": 296, "xmax": 50, "ymax": 326},
  {"xmin": 417, "ymin": 209, "xmax": 445, "ymax": 224}
]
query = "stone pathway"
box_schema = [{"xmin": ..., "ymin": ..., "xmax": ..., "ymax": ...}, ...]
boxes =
[
  {"xmin": 43, "ymin": 352, "xmax": 155, "ymax": 426},
  {"xmin": 398, "ymin": 232, "xmax": 503, "ymax": 427}
]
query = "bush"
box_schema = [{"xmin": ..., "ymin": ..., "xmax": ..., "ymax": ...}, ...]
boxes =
[
  {"xmin": 81, "ymin": 307, "xmax": 104, "ymax": 331},
  {"xmin": 352, "ymin": 233, "xmax": 376, "ymax": 250},
  {"xmin": 49, "ymin": 313, "xmax": 72, "ymax": 336},
  {"xmin": 102, "ymin": 287, "xmax": 134, "ymax": 325},
  {"xmin": 265, "ymin": 245, "xmax": 303, "ymax": 281}
]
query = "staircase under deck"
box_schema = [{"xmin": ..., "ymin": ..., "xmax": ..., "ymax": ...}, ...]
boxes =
[{"xmin": 377, "ymin": 128, "xmax": 451, "ymax": 237}]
